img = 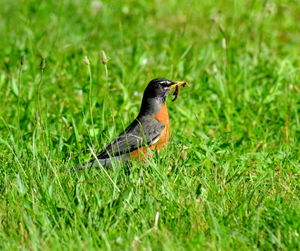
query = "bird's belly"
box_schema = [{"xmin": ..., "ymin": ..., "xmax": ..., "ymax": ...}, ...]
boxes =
[
  {"xmin": 153, "ymin": 103, "xmax": 170, "ymax": 148},
  {"xmin": 130, "ymin": 104, "xmax": 170, "ymax": 159}
]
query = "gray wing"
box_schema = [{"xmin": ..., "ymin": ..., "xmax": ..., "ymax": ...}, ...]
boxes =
[{"xmin": 97, "ymin": 116, "xmax": 165, "ymax": 159}]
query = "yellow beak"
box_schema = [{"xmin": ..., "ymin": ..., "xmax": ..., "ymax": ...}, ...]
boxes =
[{"xmin": 167, "ymin": 81, "xmax": 188, "ymax": 90}]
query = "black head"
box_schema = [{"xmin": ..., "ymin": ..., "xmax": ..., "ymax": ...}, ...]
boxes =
[
  {"xmin": 139, "ymin": 78, "xmax": 187, "ymax": 115},
  {"xmin": 143, "ymin": 78, "xmax": 174, "ymax": 99}
]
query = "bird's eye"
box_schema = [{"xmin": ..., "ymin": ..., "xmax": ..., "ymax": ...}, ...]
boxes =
[{"xmin": 159, "ymin": 80, "xmax": 171, "ymax": 87}]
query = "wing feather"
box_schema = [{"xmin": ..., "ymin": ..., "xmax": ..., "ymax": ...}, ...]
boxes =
[{"xmin": 97, "ymin": 116, "xmax": 165, "ymax": 159}]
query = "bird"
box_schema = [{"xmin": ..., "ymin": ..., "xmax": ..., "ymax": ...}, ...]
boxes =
[{"xmin": 78, "ymin": 78, "xmax": 187, "ymax": 169}]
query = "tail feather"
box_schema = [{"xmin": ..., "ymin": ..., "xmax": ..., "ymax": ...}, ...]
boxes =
[{"xmin": 68, "ymin": 154, "xmax": 129, "ymax": 172}]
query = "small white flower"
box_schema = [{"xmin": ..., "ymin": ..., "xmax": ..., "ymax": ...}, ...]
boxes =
[
  {"xmin": 116, "ymin": 237, "xmax": 123, "ymax": 244},
  {"xmin": 141, "ymin": 58, "xmax": 148, "ymax": 66},
  {"xmin": 134, "ymin": 91, "xmax": 143, "ymax": 97},
  {"xmin": 91, "ymin": 1, "xmax": 103, "ymax": 12}
]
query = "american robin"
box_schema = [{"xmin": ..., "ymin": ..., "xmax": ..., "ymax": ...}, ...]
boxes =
[{"xmin": 79, "ymin": 78, "xmax": 187, "ymax": 169}]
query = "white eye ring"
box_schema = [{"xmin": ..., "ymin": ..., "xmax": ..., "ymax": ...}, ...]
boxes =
[{"xmin": 160, "ymin": 80, "xmax": 171, "ymax": 85}]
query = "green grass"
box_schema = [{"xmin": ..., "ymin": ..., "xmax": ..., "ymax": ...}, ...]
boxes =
[{"xmin": 1, "ymin": 0, "xmax": 300, "ymax": 250}]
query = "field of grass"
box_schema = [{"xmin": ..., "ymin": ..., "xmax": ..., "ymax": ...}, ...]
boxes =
[{"xmin": 1, "ymin": 0, "xmax": 300, "ymax": 250}]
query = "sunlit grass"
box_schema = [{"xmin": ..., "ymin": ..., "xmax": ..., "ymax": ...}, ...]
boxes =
[{"xmin": 0, "ymin": 0, "xmax": 299, "ymax": 250}]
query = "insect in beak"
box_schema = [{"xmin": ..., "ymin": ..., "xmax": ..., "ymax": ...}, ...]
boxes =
[{"xmin": 167, "ymin": 81, "xmax": 188, "ymax": 102}]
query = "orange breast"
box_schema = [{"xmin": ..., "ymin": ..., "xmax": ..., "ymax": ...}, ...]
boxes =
[{"xmin": 130, "ymin": 104, "xmax": 170, "ymax": 159}]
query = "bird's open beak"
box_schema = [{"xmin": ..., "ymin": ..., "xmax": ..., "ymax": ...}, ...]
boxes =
[{"xmin": 167, "ymin": 81, "xmax": 188, "ymax": 89}]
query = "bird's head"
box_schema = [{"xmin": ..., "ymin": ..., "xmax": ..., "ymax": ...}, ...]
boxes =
[{"xmin": 139, "ymin": 78, "xmax": 187, "ymax": 115}]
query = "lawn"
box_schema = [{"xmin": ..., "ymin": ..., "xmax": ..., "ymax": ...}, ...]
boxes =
[{"xmin": 0, "ymin": 0, "xmax": 299, "ymax": 250}]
